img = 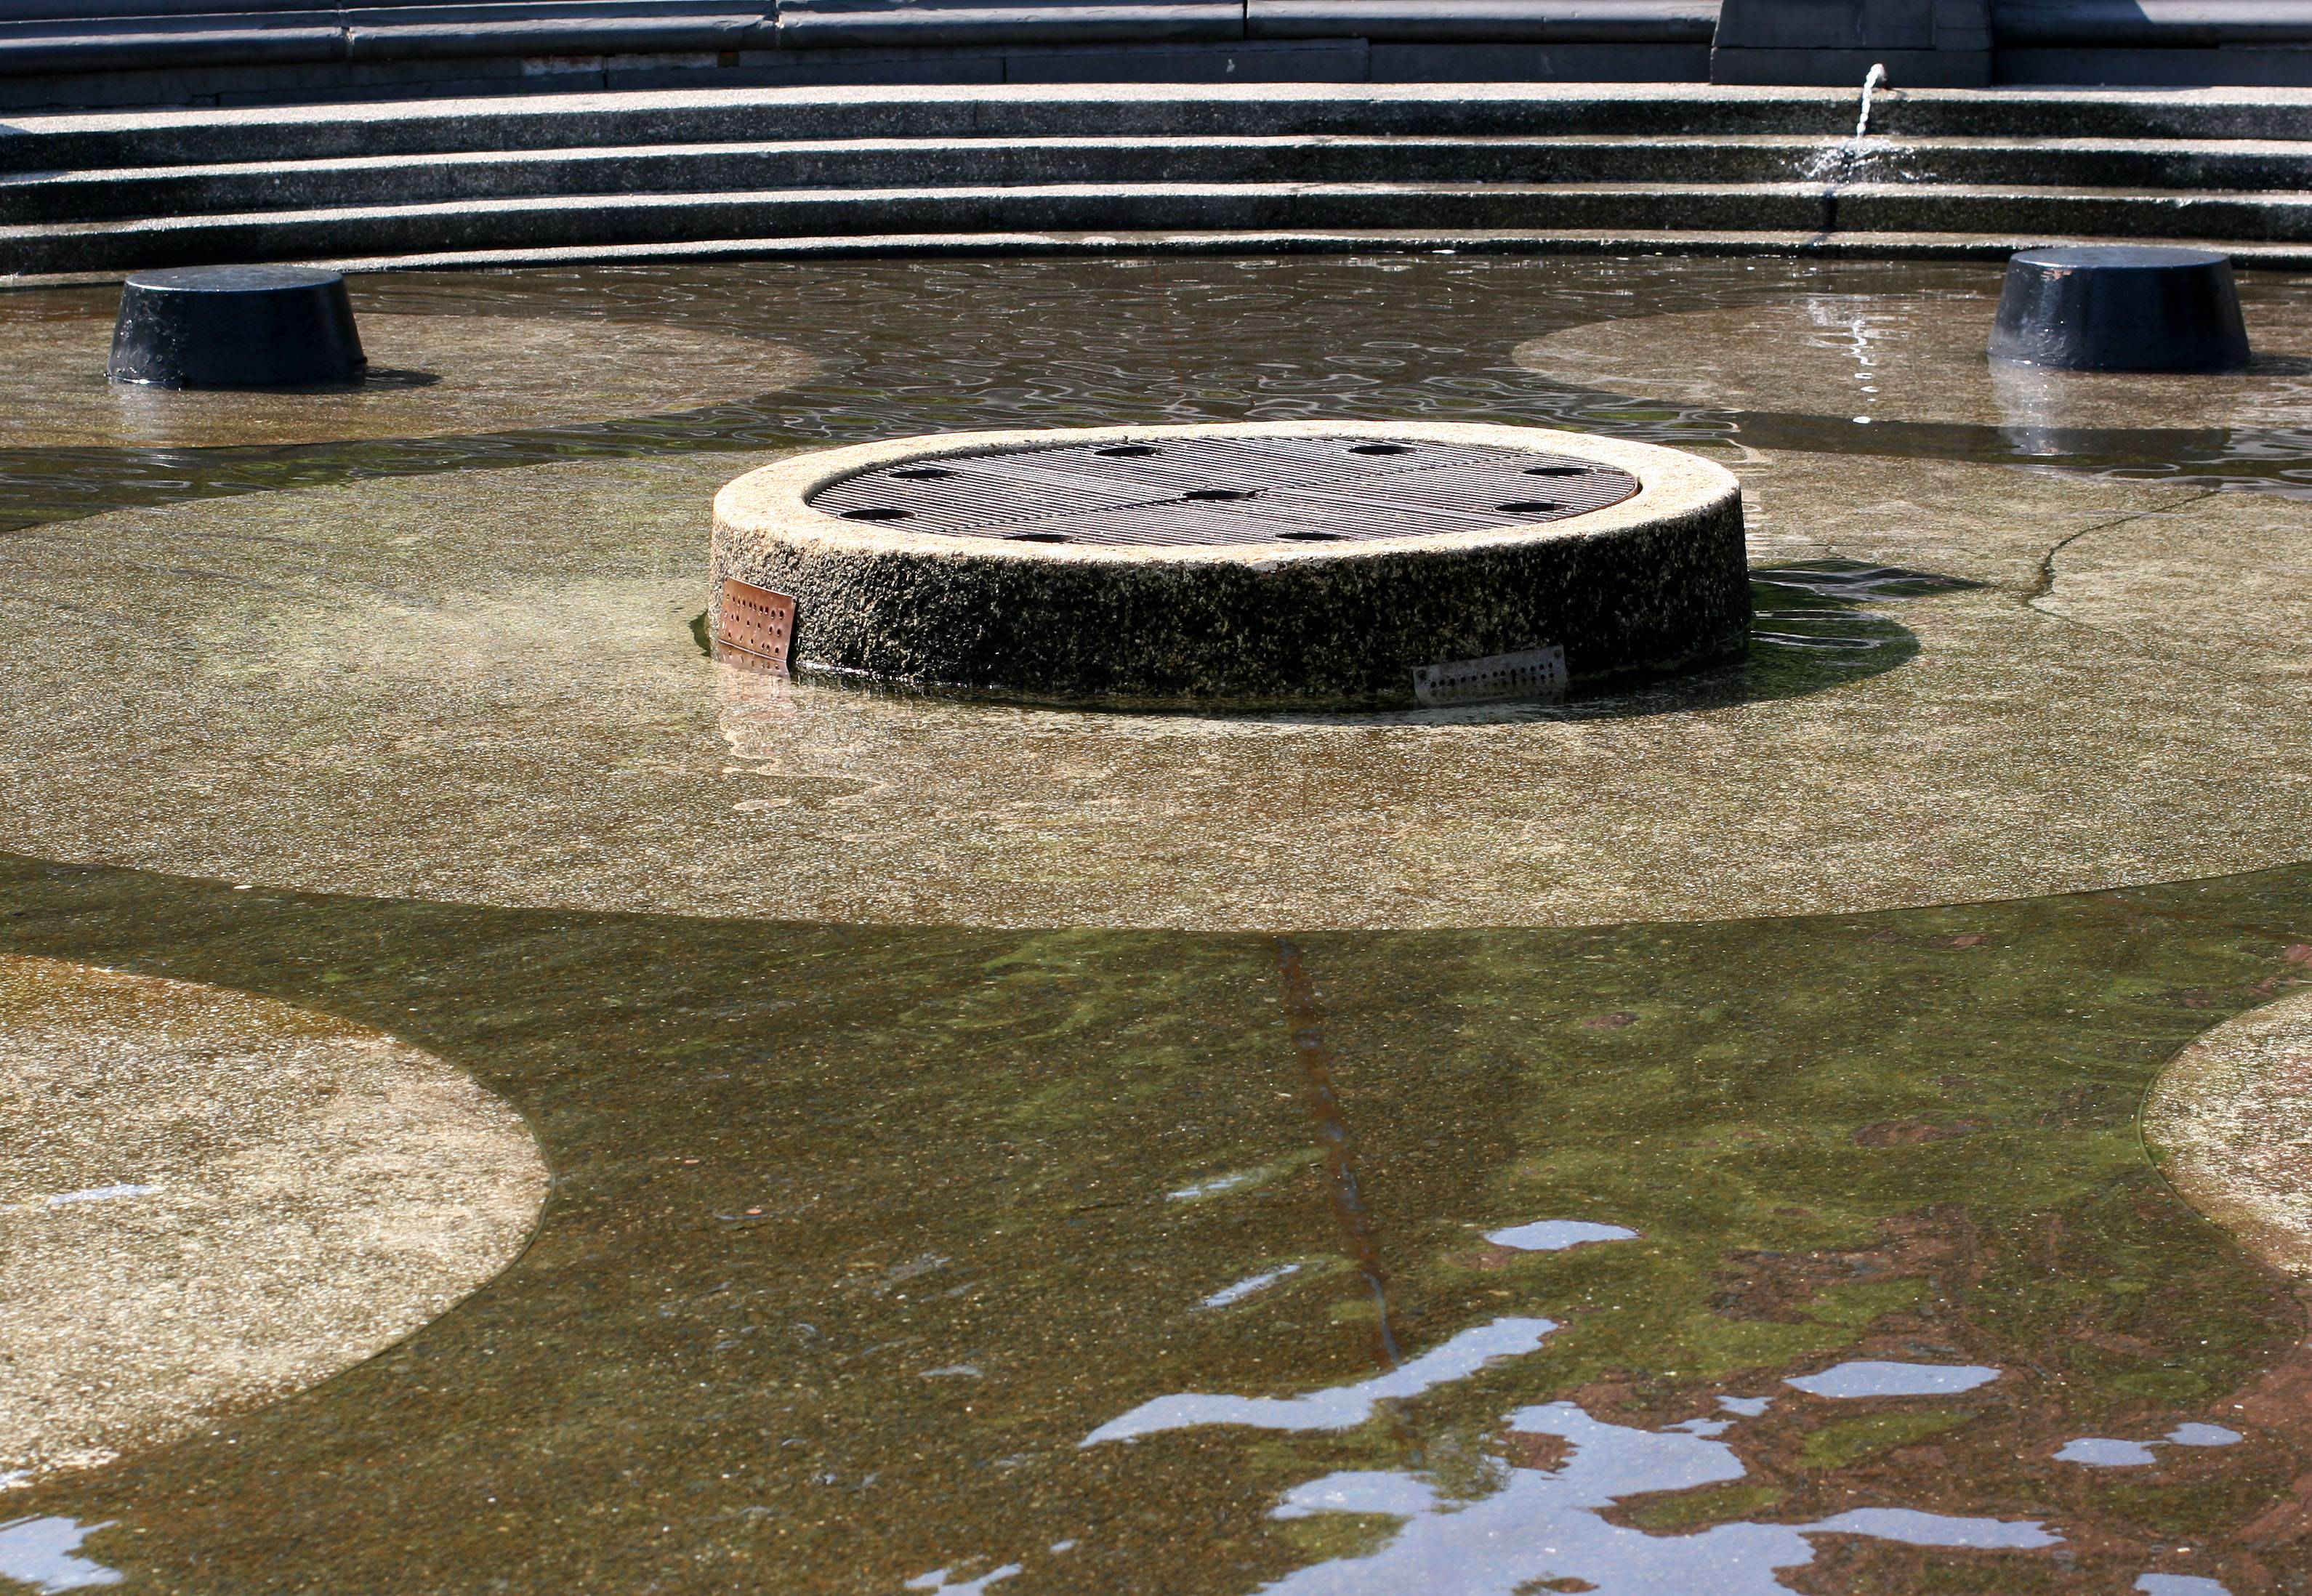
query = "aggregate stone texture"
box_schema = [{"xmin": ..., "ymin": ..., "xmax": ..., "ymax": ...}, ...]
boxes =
[
  {"xmin": 1514, "ymin": 288, "xmax": 2312, "ymax": 431},
  {"xmin": 0, "ymin": 297, "xmax": 811, "ymax": 448},
  {"xmin": 0, "ymin": 953, "xmax": 547, "ymax": 1484},
  {"xmin": 2146, "ymin": 986, "xmax": 2312, "ymax": 1278},
  {"xmin": 1, "ymin": 449, "xmax": 2311, "ymax": 931},
  {"xmin": 709, "ymin": 422, "xmax": 1749, "ymax": 704}
]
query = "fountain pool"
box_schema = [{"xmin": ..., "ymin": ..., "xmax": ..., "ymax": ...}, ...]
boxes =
[{"xmin": 4, "ymin": 252, "xmax": 2312, "ymax": 1595}]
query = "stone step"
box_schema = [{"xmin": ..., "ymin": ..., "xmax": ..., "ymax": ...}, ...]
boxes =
[
  {"xmin": 11, "ymin": 177, "xmax": 2312, "ymax": 273},
  {"xmin": 115, "ymin": 221, "xmax": 2312, "ymax": 275},
  {"xmin": 12, "ymin": 84, "xmax": 2312, "ymax": 173},
  {"xmin": 0, "ymin": 86, "xmax": 1858, "ymax": 169},
  {"xmin": 0, "ymin": 0, "xmax": 1709, "ymax": 110},
  {"xmin": 19, "ymin": 132, "xmax": 2312, "ymax": 225}
]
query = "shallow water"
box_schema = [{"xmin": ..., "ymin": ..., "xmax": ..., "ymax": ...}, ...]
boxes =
[
  {"xmin": 6, "ymin": 254, "xmax": 2312, "ymax": 1595},
  {"xmin": 14, "ymin": 254, "xmax": 2312, "ymax": 535},
  {"xmin": 5, "ymin": 855, "xmax": 2312, "ymax": 1594}
]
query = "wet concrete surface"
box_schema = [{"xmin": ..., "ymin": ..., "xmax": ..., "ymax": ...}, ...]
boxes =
[
  {"xmin": 2, "ymin": 443, "xmax": 2309, "ymax": 930},
  {"xmin": 7, "ymin": 253, "xmax": 2312, "ymax": 1594}
]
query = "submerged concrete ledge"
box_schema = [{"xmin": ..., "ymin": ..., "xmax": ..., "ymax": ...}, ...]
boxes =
[
  {"xmin": 2147, "ymin": 986, "xmax": 2312, "ymax": 1278},
  {"xmin": 0, "ymin": 953, "xmax": 548, "ymax": 1486}
]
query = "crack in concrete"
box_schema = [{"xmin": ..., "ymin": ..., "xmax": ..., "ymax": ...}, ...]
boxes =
[{"xmin": 2021, "ymin": 486, "xmax": 2224, "ymax": 618}]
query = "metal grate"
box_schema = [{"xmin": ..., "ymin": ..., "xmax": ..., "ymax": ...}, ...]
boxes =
[{"xmin": 807, "ymin": 435, "xmax": 1641, "ymax": 547}]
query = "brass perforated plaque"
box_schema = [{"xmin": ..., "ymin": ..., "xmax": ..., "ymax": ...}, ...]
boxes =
[{"xmin": 716, "ymin": 579, "xmax": 796, "ymax": 669}]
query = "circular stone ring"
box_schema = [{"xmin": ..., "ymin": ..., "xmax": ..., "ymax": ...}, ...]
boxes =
[{"xmin": 712, "ymin": 421, "xmax": 1747, "ymax": 706}]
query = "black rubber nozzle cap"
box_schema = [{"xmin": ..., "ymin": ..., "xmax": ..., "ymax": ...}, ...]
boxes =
[
  {"xmin": 107, "ymin": 265, "xmax": 366, "ymax": 389},
  {"xmin": 1988, "ymin": 245, "xmax": 2249, "ymax": 373}
]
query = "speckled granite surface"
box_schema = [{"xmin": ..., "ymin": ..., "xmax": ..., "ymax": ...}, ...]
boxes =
[{"xmin": 711, "ymin": 422, "xmax": 1748, "ymax": 704}]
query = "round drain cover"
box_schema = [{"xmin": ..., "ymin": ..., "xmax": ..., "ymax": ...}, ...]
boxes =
[
  {"xmin": 804, "ymin": 434, "xmax": 1642, "ymax": 547},
  {"xmin": 712, "ymin": 421, "xmax": 1744, "ymax": 705}
]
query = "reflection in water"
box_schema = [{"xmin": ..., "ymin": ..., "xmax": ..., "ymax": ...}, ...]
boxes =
[
  {"xmin": 1481, "ymin": 1220, "xmax": 1638, "ymax": 1252},
  {"xmin": 5, "ymin": 254, "xmax": 2312, "ymax": 1595},
  {"xmin": 0, "ymin": 1517, "xmax": 121, "ymax": 1593},
  {"xmin": 1797, "ymin": 295, "xmax": 1902, "ymax": 427},
  {"xmin": 1263, "ymin": 1398, "xmax": 2055, "ymax": 1595},
  {"xmin": 1781, "ymin": 1361, "xmax": 2001, "ymax": 1399},
  {"xmin": 1991, "ymin": 359, "xmax": 2087, "ymax": 458},
  {"xmin": 905, "ymin": 1563, "xmax": 1021, "ymax": 1594},
  {"xmin": 2170, "ymin": 1423, "xmax": 2244, "ymax": 1446},
  {"xmin": 2058, "ymin": 1423, "xmax": 2244, "ymax": 1467},
  {"xmin": 1747, "ymin": 560, "xmax": 1978, "ymax": 605},
  {"xmin": 19, "ymin": 255, "xmax": 2312, "ymax": 544},
  {"xmin": 1169, "ymin": 1170, "xmax": 1262, "ymax": 1201},
  {"xmin": 1081, "ymin": 1318, "xmax": 1557, "ymax": 1446},
  {"xmin": 1200, "ymin": 1263, "xmax": 1305, "ymax": 1310},
  {"xmin": 1273, "ymin": 937, "xmax": 1401, "ymax": 1366},
  {"xmin": 2060, "ymin": 1436, "xmax": 2160, "ymax": 1467},
  {"xmin": 39, "ymin": 1184, "xmax": 159, "ymax": 1209}
]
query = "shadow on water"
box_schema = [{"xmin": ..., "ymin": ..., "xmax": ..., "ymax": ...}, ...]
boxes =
[
  {"xmin": 1539, "ymin": 559, "xmax": 1962, "ymax": 722},
  {"xmin": 4, "ymin": 851, "xmax": 2312, "ymax": 1592},
  {"xmin": 749, "ymin": 559, "xmax": 1961, "ymax": 729}
]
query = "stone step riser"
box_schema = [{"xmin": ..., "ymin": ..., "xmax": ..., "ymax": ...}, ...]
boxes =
[
  {"xmin": 15, "ymin": 141, "xmax": 2312, "ymax": 225},
  {"xmin": 12, "ymin": 90, "xmax": 2312, "ymax": 172},
  {"xmin": 16, "ymin": 182, "xmax": 2312, "ymax": 273}
]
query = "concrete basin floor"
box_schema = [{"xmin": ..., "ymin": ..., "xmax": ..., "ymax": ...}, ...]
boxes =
[{"xmin": 4, "ymin": 254, "xmax": 2312, "ymax": 1596}]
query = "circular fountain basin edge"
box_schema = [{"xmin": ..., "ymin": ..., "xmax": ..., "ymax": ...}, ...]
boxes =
[{"xmin": 711, "ymin": 420, "xmax": 1748, "ymax": 706}]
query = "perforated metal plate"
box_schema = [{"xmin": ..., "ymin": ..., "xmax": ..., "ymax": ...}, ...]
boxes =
[
  {"xmin": 716, "ymin": 578, "xmax": 796, "ymax": 667},
  {"xmin": 806, "ymin": 435, "xmax": 1642, "ymax": 547}
]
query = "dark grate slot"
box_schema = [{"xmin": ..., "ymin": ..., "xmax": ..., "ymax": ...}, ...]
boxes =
[
  {"xmin": 811, "ymin": 467, "xmax": 1154, "ymax": 531},
  {"xmin": 805, "ymin": 437, "xmax": 1640, "ymax": 549}
]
